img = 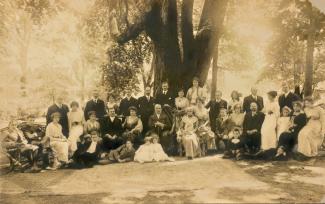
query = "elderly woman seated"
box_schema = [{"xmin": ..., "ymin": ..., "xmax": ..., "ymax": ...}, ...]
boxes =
[
  {"xmin": 177, "ymin": 106, "xmax": 200, "ymax": 160},
  {"xmin": 44, "ymin": 112, "xmax": 69, "ymax": 170},
  {"xmin": 2, "ymin": 119, "xmax": 41, "ymax": 172},
  {"xmin": 122, "ymin": 106, "xmax": 143, "ymax": 147}
]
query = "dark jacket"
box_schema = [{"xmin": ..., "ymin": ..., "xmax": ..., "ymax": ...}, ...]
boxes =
[
  {"xmin": 243, "ymin": 95, "xmax": 264, "ymax": 113},
  {"xmin": 278, "ymin": 92, "xmax": 301, "ymax": 111},
  {"xmin": 84, "ymin": 99, "xmax": 107, "ymax": 120},
  {"xmin": 289, "ymin": 112, "xmax": 307, "ymax": 137},
  {"xmin": 108, "ymin": 144, "xmax": 135, "ymax": 162},
  {"xmin": 138, "ymin": 95, "xmax": 155, "ymax": 127},
  {"xmin": 101, "ymin": 116, "xmax": 123, "ymax": 137},
  {"xmin": 119, "ymin": 97, "xmax": 138, "ymax": 117},
  {"xmin": 155, "ymin": 90, "xmax": 174, "ymax": 107},
  {"xmin": 46, "ymin": 104, "xmax": 69, "ymax": 136},
  {"xmin": 148, "ymin": 113, "xmax": 171, "ymax": 132},
  {"xmin": 205, "ymin": 99, "xmax": 228, "ymax": 132},
  {"xmin": 243, "ymin": 111, "xmax": 265, "ymax": 134}
]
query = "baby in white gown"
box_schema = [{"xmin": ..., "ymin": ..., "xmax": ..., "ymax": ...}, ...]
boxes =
[
  {"xmin": 134, "ymin": 137, "xmax": 153, "ymax": 163},
  {"xmin": 152, "ymin": 135, "xmax": 175, "ymax": 162}
]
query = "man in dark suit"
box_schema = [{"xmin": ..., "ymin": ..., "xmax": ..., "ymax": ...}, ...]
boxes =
[
  {"xmin": 242, "ymin": 102, "xmax": 265, "ymax": 153},
  {"xmin": 119, "ymin": 88, "xmax": 138, "ymax": 117},
  {"xmin": 148, "ymin": 104, "xmax": 172, "ymax": 154},
  {"xmin": 101, "ymin": 108, "xmax": 124, "ymax": 151},
  {"xmin": 205, "ymin": 90, "xmax": 227, "ymax": 132},
  {"xmin": 46, "ymin": 95, "xmax": 69, "ymax": 136},
  {"xmin": 84, "ymin": 89, "xmax": 107, "ymax": 121},
  {"xmin": 243, "ymin": 87, "xmax": 264, "ymax": 113},
  {"xmin": 155, "ymin": 81, "xmax": 174, "ymax": 107},
  {"xmin": 138, "ymin": 86, "xmax": 155, "ymax": 133},
  {"xmin": 278, "ymin": 82, "xmax": 301, "ymax": 111}
]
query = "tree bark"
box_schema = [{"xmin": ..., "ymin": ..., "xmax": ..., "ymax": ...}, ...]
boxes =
[{"xmin": 304, "ymin": 3, "xmax": 315, "ymax": 97}]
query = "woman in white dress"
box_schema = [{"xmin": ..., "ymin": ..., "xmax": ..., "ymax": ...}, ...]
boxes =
[
  {"xmin": 45, "ymin": 112, "xmax": 69, "ymax": 169},
  {"xmin": 186, "ymin": 77, "xmax": 205, "ymax": 106},
  {"xmin": 68, "ymin": 101, "xmax": 85, "ymax": 155},
  {"xmin": 277, "ymin": 106, "xmax": 291, "ymax": 140},
  {"xmin": 261, "ymin": 91, "xmax": 280, "ymax": 150},
  {"xmin": 151, "ymin": 134, "xmax": 175, "ymax": 162},
  {"xmin": 297, "ymin": 97, "xmax": 325, "ymax": 157},
  {"xmin": 134, "ymin": 137, "xmax": 153, "ymax": 163},
  {"xmin": 178, "ymin": 107, "xmax": 200, "ymax": 159}
]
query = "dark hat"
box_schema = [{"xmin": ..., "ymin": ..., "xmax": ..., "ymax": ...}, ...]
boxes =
[
  {"xmin": 88, "ymin": 111, "xmax": 97, "ymax": 117},
  {"xmin": 267, "ymin": 91, "xmax": 277, "ymax": 98},
  {"xmin": 50, "ymin": 112, "xmax": 61, "ymax": 119},
  {"xmin": 128, "ymin": 106, "xmax": 138, "ymax": 113}
]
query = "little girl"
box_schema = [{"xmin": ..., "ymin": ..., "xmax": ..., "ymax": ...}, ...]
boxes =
[
  {"xmin": 277, "ymin": 106, "xmax": 291, "ymax": 139},
  {"xmin": 151, "ymin": 134, "xmax": 175, "ymax": 162},
  {"xmin": 134, "ymin": 136, "xmax": 153, "ymax": 163}
]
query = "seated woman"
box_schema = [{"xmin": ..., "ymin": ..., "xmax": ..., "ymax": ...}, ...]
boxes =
[
  {"xmin": 228, "ymin": 90, "xmax": 242, "ymax": 114},
  {"xmin": 297, "ymin": 97, "xmax": 325, "ymax": 158},
  {"xmin": 84, "ymin": 111, "xmax": 101, "ymax": 135},
  {"xmin": 195, "ymin": 99, "xmax": 216, "ymax": 155},
  {"xmin": 72, "ymin": 130, "xmax": 102, "ymax": 168},
  {"xmin": 122, "ymin": 106, "xmax": 143, "ymax": 146},
  {"xmin": 177, "ymin": 107, "xmax": 200, "ymax": 160},
  {"xmin": 2, "ymin": 120, "xmax": 40, "ymax": 172},
  {"xmin": 68, "ymin": 101, "xmax": 85, "ymax": 155},
  {"xmin": 134, "ymin": 136, "xmax": 154, "ymax": 163},
  {"xmin": 229, "ymin": 103, "xmax": 245, "ymax": 128},
  {"xmin": 151, "ymin": 134, "xmax": 175, "ymax": 162},
  {"xmin": 276, "ymin": 101, "xmax": 307, "ymax": 159},
  {"xmin": 105, "ymin": 140, "xmax": 135, "ymax": 164},
  {"xmin": 276, "ymin": 106, "xmax": 291, "ymax": 140},
  {"xmin": 44, "ymin": 112, "xmax": 69, "ymax": 169}
]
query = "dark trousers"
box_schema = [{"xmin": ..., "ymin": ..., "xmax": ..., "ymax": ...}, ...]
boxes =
[
  {"xmin": 102, "ymin": 137, "xmax": 124, "ymax": 152},
  {"xmin": 74, "ymin": 152, "xmax": 99, "ymax": 167},
  {"xmin": 278, "ymin": 132, "xmax": 297, "ymax": 152},
  {"xmin": 242, "ymin": 133, "xmax": 261, "ymax": 152}
]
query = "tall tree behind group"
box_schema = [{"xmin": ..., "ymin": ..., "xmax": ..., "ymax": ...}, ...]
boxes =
[
  {"xmin": 113, "ymin": 0, "xmax": 228, "ymax": 97},
  {"xmin": 262, "ymin": 0, "xmax": 325, "ymax": 97}
]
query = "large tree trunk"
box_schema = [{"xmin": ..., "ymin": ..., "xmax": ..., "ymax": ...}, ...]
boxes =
[
  {"xmin": 304, "ymin": 3, "xmax": 315, "ymax": 97},
  {"xmin": 117, "ymin": 0, "xmax": 228, "ymax": 95}
]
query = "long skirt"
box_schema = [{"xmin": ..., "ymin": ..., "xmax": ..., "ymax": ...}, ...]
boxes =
[
  {"xmin": 68, "ymin": 125, "xmax": 84, "ymax": 154},
  {"xmin": 182, "ymin": 133, "xmax": 199, "ymax": 158},
  {"xmin": 50, "ymin": 141, "xmax": 69, "ymax": 163},
  {"xmin": 261, "ymin": 114, "xmax": 277, "ymax": 150},
  {"xmin": 298, "ymin": 119, "xmax": 323, "ymax": 157}
]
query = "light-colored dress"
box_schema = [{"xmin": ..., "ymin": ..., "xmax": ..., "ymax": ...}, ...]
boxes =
[
  {"xmin": 298, "ymin": 106, "xmax": 325, "ymax": 157},
  {"xmin": 134, "ymin": 143, "xmax": 153, "ymax": 163},
  {"xmin": 68, "ymin": 110, "xmax": 84, "ymax": 153},
  {"xmin": 186, "ymin": 87, "xmax": 205, "ymax": 105},
  {"xmin": 228, "ymin": 99, "xmax": 243, "ymax": 112},
  {"xmin": 2, "ymin": 128, "xmax": 38, "ymax": 152},
  {"xmin": 84, "ymin": 119, "xmax": 100, "ymax": 134},
  {"xmin": 195, "ymin": 104, "xmax": 216, "ymax": 150},
  {"xmin": 229, "ymin": 113, "xmax": 245, "ymax": 127},
  {"xmin": 261, "ymin": 101, "xmax": 280, "ymax": 150},
  {"xmin": 122, "ymin": 116, "xmax": 143, "ymax": 141},
  {"xmin": 46, "ymin": 122, "xmax": 69, "ymax": 163},
  {"xmin": 178, "ymin": 115, "xmax": 199, "ymax": 157},
  {"xmin": 152, "ymin": 143, "xmax": 174, "ymax": 162},
  {"xmin": 175, "ymin": 97, "xmax": 189, "ymax": 131},
  {"xmin": 277, "ymin": 116, "xmax": 291, "ymax": 139}
]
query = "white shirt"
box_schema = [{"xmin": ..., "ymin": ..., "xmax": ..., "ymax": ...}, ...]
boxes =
[{"xmin": 109, "ymin": 116, "xmax": 116, "ymax": 121}]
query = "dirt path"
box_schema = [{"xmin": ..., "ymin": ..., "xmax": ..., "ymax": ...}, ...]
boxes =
[{"xmin": 1, "ymin": 155, "xmax": 325, "ymax": 203}]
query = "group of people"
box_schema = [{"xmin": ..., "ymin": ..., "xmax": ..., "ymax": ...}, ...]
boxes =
[{"xmin": 2, "ymin": 77, "xmax": 325, "ymax": 172}]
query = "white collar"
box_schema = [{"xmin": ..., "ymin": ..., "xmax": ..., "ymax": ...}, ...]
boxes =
[{"xmin": 55, "ymin": 103, "xmax": 63, "ymax": 108}]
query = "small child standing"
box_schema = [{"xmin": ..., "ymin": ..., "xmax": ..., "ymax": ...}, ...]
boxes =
[{"xmin": 277, "ymin": 106, "xmax": 291, "ymax": 140}]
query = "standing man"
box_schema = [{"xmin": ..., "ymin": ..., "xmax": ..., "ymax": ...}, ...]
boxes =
[
  {"xmin": 155, "ymin": 81, "xmax": 174, "ymax": 107},
  {"xmin": 243, "ymin": 87, "xmax": 264, "ymax": 113},
  {"xmin": 138, "ymin": 86, "xmax": 155, "ymax": 133},
  {"xmin": 119, "ymin": 88, "xmax": 138, "ymax": 117},
  {"xmin": 46, "ymin": 95, "xmax": 69, "ymax": 137},
  {"xmin": 242, "ymin": 102, "xmax": 265, "ymax": 153},
  {"xmin": 205, "ymin": 90, "xmax": 227, "ymax": 132},
  {"xmin": 84, "ymin": 89, "xmax": 107, "ymax": 121},
  {"xmin": 278, "ymin": 82, "xmax": 300, "ymax": 111}
]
